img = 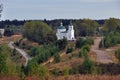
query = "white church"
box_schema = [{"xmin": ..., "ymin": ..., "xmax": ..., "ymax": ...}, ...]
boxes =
[{"xmin": 56, "ymin": 22, "xmax": 75, "ymax": 40}]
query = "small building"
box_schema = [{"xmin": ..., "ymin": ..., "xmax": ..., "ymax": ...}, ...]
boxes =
[
  {"xmin": 56, "ymin": 22, "xmax": 75, "ymax": 40},
  {"xmin": 0, "ymin": 28, "xmax": 5, "ymax": 37}
]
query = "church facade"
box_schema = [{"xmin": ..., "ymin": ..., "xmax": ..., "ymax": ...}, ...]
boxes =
[{"xmin": 56, "ymin": 22, "xmax": 75, "ymax": 40}]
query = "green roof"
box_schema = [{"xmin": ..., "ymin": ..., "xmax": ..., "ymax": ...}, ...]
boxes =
[{"xmin": 58, "ymin": 25, "xmax": 66, "ymax": 29}]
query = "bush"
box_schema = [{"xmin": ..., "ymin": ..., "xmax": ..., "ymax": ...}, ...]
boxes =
[
  {"xmin": 82, "ymin": 58, "xmax": 95, "ymax": 74},
  {"xmin": 78, "ymin": 45, "xmax": 89, "ymax": 58},
  {"xmin": 55, "ymin": 38, "xmax": 67, "ymax": 51},
  {"xmin": 66, "ymin": 47, "xmax": 74, "ymax": 54},
  {"xmin": 82, "ymin": 45, "xmax": 90, "ymax": 52},
  {"xmin": 75, "ymin": 38, "xmax": 85, "ymax": 48},
  {"xmin": 84, "ymin": 38, "xmax": 94, "ymax": 45},
  {"xmin": 51, "ymin": 68, "xmax": 59, "ymax": 76},
  {"xmin": 62, "ymin": 68, "xmax": 69, "ymax": 76},
  {"xmin": 39, "ymin": 65, "xmax": 49, "ymax": 77},
  {"xmin": 69, "ymin": 66, "xmax": 79, "ymax": 74},
  {"xmin": 115, "ymin": 49, "xmax": 120, "ymax": 62},
  {"xmin": 99, "ymin": 32, "xmax": 120, "ymax": 48},
  {"xmin": 76, "ymin": 37, "xmax": 94, "ymax": 49},
  {"xmin": 79, "ymin": 49, "xmax": 83, "ymax": 57},
  {"xmin": 54, "ymin": 53, "xmax": 61, "ymax": 63}
]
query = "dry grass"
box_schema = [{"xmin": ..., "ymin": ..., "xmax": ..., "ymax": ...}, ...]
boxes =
[
  {"xmin": 89, "ymin": 51, "xmax": 96, "ymax": 62},
  {"xmin": 105, "ymin": 44, "xmax": 120, "ymax": 63},
  {"xmin": 49, "ymin": 74, "xmax": 120, "ymax": 80},
  {"xmin": 23, "ymin": 75, "xmax": 120, "ymax": 80},
  {"xmin": 1, "ymin": 75, "xmax": 120, "ymax": 80},
  {"xmin": 21, "ymin": 38, "xmax": 39, "ymax": 47},
  {"xmin": 47, "ymin": 49, "xmax": 84, "ymax": 71}
]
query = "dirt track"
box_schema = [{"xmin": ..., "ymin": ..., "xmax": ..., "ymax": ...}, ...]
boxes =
[{"xmin": 91, "ymin": 37, "xmax": 113, "ymax": 64}]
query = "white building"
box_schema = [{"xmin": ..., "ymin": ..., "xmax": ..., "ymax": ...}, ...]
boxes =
[
  {"xmin": 56, "ymin": 22, "xmax": 75, "ymax": 40},
  {"xmin": 0, "ymin": 28, "xmax": 5, "ymax": 36}
]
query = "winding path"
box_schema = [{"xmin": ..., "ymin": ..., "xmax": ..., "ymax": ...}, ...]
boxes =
[
  {"xmin": 8, "ymin": 41, "xmax": 31, "ymax": 66},
  {"xmin": 91, "ymin": 37, "xmax": 113, "ymax": 64}
]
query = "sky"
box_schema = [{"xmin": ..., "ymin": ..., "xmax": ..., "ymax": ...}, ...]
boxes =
[{"xmin": 1, "ymin": 0, "xmax": 120, "ymax": 20}]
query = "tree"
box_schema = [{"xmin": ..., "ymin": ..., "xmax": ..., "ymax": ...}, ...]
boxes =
[
  {"xmin": 74, "ymin": 19, "xmax": 99, "ymax": 36},
  {"xmin": 55, "ymin": 38, "xmax": 67, "ymax": 50},
  {"xmin": 23, "ymin": 21, "xmax": 56, "ymax": 44},
  {"xmin": 82, "ymin": 58, "xmax": 95, "ymax": 74},
  {"xmin": 25, "ymin": 60, "xmax": 39, "ymax": 76},
  {"xmin": 103, "ymin": 18, "xmax": 120, "ymax": 33},
  {"xmin": 76, "ymin": 38, "xmax": 85, "ymax": 48}
]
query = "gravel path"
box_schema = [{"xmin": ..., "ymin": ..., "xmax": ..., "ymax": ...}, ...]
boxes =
[
  {"xmin": 8, "ymin": 41, "xmax": 31, "ymax": 66},
  {"xmin": 91, "ymin": 37, "xmax": 113, "ymax": 63}
]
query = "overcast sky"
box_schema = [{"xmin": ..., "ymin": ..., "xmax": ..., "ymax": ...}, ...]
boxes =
[{"xmin": 1, "ymin": 0, "xmax": 120, "ymax": 20}]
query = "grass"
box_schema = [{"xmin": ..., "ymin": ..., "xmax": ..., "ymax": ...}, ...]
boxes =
[
  {"xmin": 49, "ymin": 74, "xmax": 120, "ymax": 80},
  {"xmin": 0, "ymin": 74, "xmax": 120, "ymax": 80},
  {"xmin": 105, "ymin": 44, "xmax": 120, "ymax": 63}
]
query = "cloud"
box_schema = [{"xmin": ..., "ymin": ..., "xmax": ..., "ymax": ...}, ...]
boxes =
[{"xmin": 80, "ymin": 0, "xmax": 119, "ymax": 3}]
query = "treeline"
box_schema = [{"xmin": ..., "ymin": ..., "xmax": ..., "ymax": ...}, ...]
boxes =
[
  {"xmin": 0, "ymin": 19, "xmax": 104, "ymax": 28},
  {"xmin": 0, "ymin": 19, "xmax": 26, "ymax": 28},
  {"xmin": 1, "ymin": 18, "xmax": 120, "ymax": 37}
]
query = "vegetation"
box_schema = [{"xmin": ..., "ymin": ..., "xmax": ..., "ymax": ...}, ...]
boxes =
[
  {"xmin": 76, "ymin": 37, "xmax": 93, "ymax": 48},
  {"xmin": 55, "ymin": 38, "xmax": 67, "ymax": 51},
  {"xmin": 115, "ymin": 49, "xmax": 120, "ymax": 62},
  {"xmin": 102, "ymin": 18, "xmax": 120, "ymax": 34},
  {"xmin": 1, "ymin": 18, "xmax": 120, "ymax": 79},
  {"xmin": 74, "ymin": 19, "xmax": 99, "ymax": 36},
  {"xmin": 54, "ymin": 53, "xmax": 61, "ymax": 63},
  {"xmin": 23, "ymin": 21, "xmax": 56, "ymax": 44},
  {"xmin": 0, "ymin": 44, "xmax": 22, "ymax": 77},
  {"xmin": 99, "ymin": 32, "xmax": 120, "ymax": 48},
  {"xmin": 25, "ymin": 60, "xmax": 49, "ymax": 78},
  {"xmin": 0, "ymin": 46, "xmax": 8, "ymax": 76},
  {"xmin": 66, "ymin": 47, "xmax": 74, "ymax": 54}
]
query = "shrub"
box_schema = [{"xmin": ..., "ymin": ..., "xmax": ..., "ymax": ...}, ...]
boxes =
[
  {"xmin": 82, "ymin": 58, "xmax": 99, "ymax": 74},
  {"xmin": 79, "ymin": 49, "xmax": 83, "ymax": 57},
  {"xmin": 51, "ymin": 68, "xmax": 59, "ymax": 76},
  {"xmin": 82, "ymin": 45, "xmax": 90, "ymax": 52},
  {"xmin": 62, "ymin": 68, "xmax": 69, "ymax": 76},
  {"xmin": 66, "ymin": 47, "xmax": 74, "ymax": 54},
  {"xmin": 54, "ymin": 53, "xmax": 61, "ymax": 63},
  {"xmin": 84, "ymin": 38, "xmax": 94, "ymax": 45},
  {"xmin": 69, "ymin": 66, "xmax": 79, "ymax": 74},
  {"xmin": 79, "ymin": 45, "xmax": 89, "ymax": 58},
  {"xmin": 39, "ymin": 65, "xmax": 49, "ymax": 77},
  {"xmin": 55, "ymin": 38, "xmax": 67, "ymax": 51},
  {"xmin": 99, "ymin": 32, "xmax": 120, "ymax": 48},
  {"xmin": 75, "ymin": 38, "xmax": 84, "ymax": 48},
  {"xmin": 76, "ymin": 37, "xmax": 94, "ymax": 49},
  {"xmin": 115, "ymin": 49, "xmax": 120, "ymax": 62}
]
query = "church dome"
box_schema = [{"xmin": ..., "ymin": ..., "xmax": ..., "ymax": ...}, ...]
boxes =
[{"xmin": 57, "ymin": 22, "xmax": 66, "ymax": 29}]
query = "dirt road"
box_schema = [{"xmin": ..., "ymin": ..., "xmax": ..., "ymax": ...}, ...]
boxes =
[
  {"xmin": 8, "ymin": 41, "xmax": 31, "ymax": 66},
  {"xmin": 91, "ymin": 37, "xmax": 113, "ymax": 63}
]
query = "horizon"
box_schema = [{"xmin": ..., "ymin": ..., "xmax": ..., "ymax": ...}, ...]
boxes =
[{"xmin": 1, "ymin": 0, "xmax": 120, "ymax": 20}]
